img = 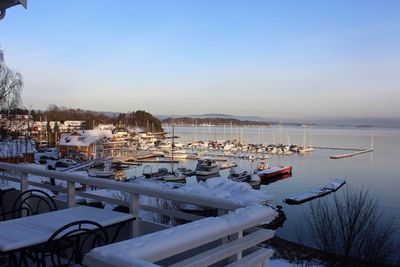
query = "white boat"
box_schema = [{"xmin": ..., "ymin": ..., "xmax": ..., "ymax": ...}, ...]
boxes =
[
  {"xmin": 220, "ymin": 161, "xmax": 237, "ymax": 170},
  {"xmin": 195, "ymin": 158, "xmax": 220, "ymax": 176},
  {"xmin": 88, "ymin": 161, "xmax": 115, "ymax": 178},
  {"xmin": 228, "ymin": 167, "xmax": 260, "ymax": 186},
  {"xmin": 142, "ymin": 167, "xmax": 186, "ymax": 181}
]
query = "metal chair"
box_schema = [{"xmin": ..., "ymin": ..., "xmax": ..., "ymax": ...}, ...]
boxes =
[
  {"xmin": 32, "ymin": 220, "xmax": 109, "ymax": 267},
  {"xmin": 0, "ymin": 189, "xmax": 58, "ymax": 266},
  {"xmin": 10, "ymin": 189, "xmax": 58, "ymax": 219}
]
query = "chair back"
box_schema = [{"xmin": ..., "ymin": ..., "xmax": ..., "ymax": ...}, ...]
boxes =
[
  {"xmin": 12, "ymin": 189, "xmax": 57, "ymax": 218},
  {"xmin": 43, "ymin": 220, "xmax": 109, "ymax": 266}
]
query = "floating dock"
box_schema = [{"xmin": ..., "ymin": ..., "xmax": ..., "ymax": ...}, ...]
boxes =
[
  {"xmin": 330, "ymin": 149, "xmax": 373, "ymax": 159},
  {"xmin": 285, "ymin": 179, "xmax": 346, "ymax": 205}
]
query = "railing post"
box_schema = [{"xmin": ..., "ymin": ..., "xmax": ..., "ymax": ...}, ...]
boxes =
[
  {"xmin": 20, "ymin": 172, "xmax": 28, "ymax": 192},
  {"xmin": 236, "ymin": 230, "xmax": 243, "ymax": 260},
  {"xmin": 67, "ymin": 181, "xmax": 75, "ymax": 208},
  {"xmin": 20, "ymin": 172, "xmax": 29, "ymax": 217},
  {"xmin": 129, "ymin": 193, "xmax": 139, "ymax": 238}
]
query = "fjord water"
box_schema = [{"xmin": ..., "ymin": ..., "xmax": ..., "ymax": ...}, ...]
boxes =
[{"xmin": 163, "ymin": 125, "xmax": 400, "ymax": 245}]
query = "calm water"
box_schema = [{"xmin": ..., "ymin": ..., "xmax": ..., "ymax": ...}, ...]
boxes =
[{"xmin": 130, "ymin": 125, "xmax": 400, "ymax": 245}]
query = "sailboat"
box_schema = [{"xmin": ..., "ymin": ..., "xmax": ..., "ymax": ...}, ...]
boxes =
[
  {"xmin": 163, "ymin": 122, "xmax": 187, "ymax": 181},
  {"xmin": 299, "ymin": 125, "xmax": 314, "ymax": 153}
]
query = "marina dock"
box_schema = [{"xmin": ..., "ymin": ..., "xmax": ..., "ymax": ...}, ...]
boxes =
[
  {"xmin": 136, "ymin": 159, "xmax": 180, "ymax": 164},
  {"xmin": 330, "ymin": 149, "xmax": 374, "ymax": 159}
]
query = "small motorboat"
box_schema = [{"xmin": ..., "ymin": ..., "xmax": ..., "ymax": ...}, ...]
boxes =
[
  {"xmin": 228, "ymin": 167, "xmax": 260, "ymax": 187},
  {"xmin": 253, "ymin": 162, "xmax": 293, "ymax": 181},
  {"xmin": 142, "ymin": 166, "xmax": 186, "ymax": 182},
  {"xmin": 195, "ymin": 158, "xmax": 220, "ymax": 176}
]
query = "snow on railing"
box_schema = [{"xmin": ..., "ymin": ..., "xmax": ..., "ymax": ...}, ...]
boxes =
[
  {"xmin": 83, "ymin": 205, "xmax": 275, "ymax": 267},
  {"xmin": 0, "ymin": 162, "xmax": 276, "ymax": 266},
  {"xmin": 0, "ymin": 162, "xmax": 243, "ymax": 222}
]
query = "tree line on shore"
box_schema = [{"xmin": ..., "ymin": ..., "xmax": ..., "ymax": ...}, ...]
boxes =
[
  {"xmin": 31, "ymin": 105, "xmax": 163, "ymax": 132},
  {"xmin": 162, "ymin": 117, "xmax": 274, "ymax": 126}
]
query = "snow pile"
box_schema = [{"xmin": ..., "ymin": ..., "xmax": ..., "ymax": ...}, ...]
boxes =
[{"xmin": 177, "ymin": 177, "xmax": 273, "ymax": 206}]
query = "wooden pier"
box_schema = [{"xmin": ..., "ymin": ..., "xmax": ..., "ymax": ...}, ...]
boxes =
[{"xmin": 330, "ymin": 149, "xmax": 373, "ymax": 159}]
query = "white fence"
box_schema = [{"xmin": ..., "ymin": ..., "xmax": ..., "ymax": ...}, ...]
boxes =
[{"xmin": 0, "ymin": 162, "xmax": 275, "ymax": 266}]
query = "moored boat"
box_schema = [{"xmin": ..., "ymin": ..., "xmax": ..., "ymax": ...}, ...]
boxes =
[
  {"xmin": 142, "ymin": 166, "xmax": 186, "ymax": 181},
  {"xmin": 195, "ymin": 158, "xmax": 220, "ymax": 176},
  {"xmin": 254, "ymin": 162, "xmax": 292, "ymax": 180},
  {"xmin": 228, "ymin": 167, "xmax": 260, "ymax": 187}
]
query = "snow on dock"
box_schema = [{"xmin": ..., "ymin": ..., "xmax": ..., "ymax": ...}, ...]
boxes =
[
  {"xmin": 322, "ymin": 178, "xmax": 346, "ymax": 191},
  {"xmin": 330, "ymin": 149, "xmax": 373, "ymax": 159},
  {"xmin": 284, "ymin": 179, "xmax": 345, "ymax": 205}
]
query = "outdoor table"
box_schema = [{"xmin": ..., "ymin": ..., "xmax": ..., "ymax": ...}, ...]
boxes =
[{"xmin": 0, "ymin": 205, "xmax": 135, "ymax": 253}]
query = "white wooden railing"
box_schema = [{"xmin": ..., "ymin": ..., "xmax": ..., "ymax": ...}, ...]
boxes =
[
  {"xmin": 0, "ymin": 162, "xmax": 242, "ymax": 223},
  {"xmin": 84, "ymin": 205, "xmax": 275, "ymax": 267},
  {"xmin": 0, "ymin": 162, "xmax": 275, "ymax": 266}
]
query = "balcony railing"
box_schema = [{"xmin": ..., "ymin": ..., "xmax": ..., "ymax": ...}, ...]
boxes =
[{"xmin": 0, "ymin": 162, "xmax": 275, "ymax": 266}]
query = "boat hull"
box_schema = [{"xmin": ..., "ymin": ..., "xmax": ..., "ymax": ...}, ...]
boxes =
[{"xmin": 256, "ymin": 166, "xmax": 292, "ymax": 180}]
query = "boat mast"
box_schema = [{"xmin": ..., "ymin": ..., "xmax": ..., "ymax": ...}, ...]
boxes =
[
  {"xmin": 171, "ymin": 119, "xmax": 175, "ymax": 173},
  {"xmin": 370, "ymin": 131, "xmax": 374, "ymax": 150}
]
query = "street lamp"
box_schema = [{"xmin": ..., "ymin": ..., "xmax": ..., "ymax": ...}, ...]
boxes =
[{"xmin": 0, "ymin": 0, "xmax": 27, "ymax": 20}]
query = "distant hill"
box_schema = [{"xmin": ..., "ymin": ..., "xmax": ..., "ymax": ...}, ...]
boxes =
[
  {"xmin": 157, "ymin": 114, "xmax": 400, "ymax": 128},
  {"xmin": 162, "ymin": 117, "xmax": 275, "ymax": 127}
]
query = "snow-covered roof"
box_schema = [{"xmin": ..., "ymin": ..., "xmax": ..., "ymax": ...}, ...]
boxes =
[
  {"xmin": 0, "ymin": 139, "xmax": 37, "ymax": 158},
  {"xmin": 96, "ymin": 124, "xmax": 115, "ymax": 131},
  {"xmin": 76, "ymin": 129, "xmax": 113, "ymax": 139},
  {"xmin": 59, "ymin": 129, "xmax": 112, "ymax": 147},
  {"xmin": 58, "ymin": 135, "xmax": 99, "ymax": 147},
  {"xmin": 127, "ymin": 127, "xmax": 144, "ymax": 133}
]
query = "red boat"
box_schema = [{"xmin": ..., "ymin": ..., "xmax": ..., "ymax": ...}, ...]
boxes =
[{"xmin": 254, "ymin": 163, "xmax": 293, "ymax": 180}]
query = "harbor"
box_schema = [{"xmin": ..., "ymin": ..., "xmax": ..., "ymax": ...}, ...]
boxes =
[{"xmin": 1, "ymin": 1, "xmax": 400, "ymax": 265}]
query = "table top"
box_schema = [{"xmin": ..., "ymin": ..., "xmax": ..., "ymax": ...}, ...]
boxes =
[{"xmin": 0, "ymin": 206, "xmax": 134, "ymax": 252}]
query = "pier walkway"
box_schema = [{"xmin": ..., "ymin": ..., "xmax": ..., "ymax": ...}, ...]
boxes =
[{"xmin": 330, "ymin": 149, "xmax": 374, "ymax": 159}]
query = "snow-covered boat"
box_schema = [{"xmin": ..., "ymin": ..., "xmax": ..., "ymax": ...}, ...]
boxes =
[
  {"xmin": 228, "ymin": 167, "xmax": 260, "ymax": 187},
  {"xmin": 254, "ymin": 162, "xmax": 292, "ymax": 180},
  {"xmin": 195, "ymin": 158, "xmax": 220, "ymax": 176},
  {"xmin": 88, "ymin": 169, "xmax": 115, "ymax": 178},
  {"xmin": 88, "ymin": 162, "xmax": 115, "ymax": 178},
  {"xmin": 142, "ymin": 166, "xmax": 186, "ymax": 181}
]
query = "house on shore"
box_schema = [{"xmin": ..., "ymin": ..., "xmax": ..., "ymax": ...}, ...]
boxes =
[{"xmin": 58, "ymin": 130, "xmax": 112, "ymax": 161}]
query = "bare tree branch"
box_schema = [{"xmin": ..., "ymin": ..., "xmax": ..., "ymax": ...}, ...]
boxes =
[{"xmin": 307, "ymin": 186, "xmax": 397, "ymax": 266}]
